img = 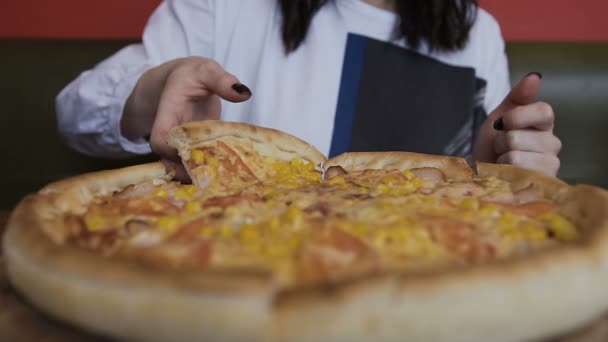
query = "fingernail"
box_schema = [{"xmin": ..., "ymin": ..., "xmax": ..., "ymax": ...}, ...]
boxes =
[
  {"xmin": 232, "ymin": 83, "xmax": 252, "ymax": 95},
  {"xmin": 525, "ymin": 71, "xmax": 543, "ymax": 79},
  {"xmin": 493, "ymin": 118, "xmax": 504, "ymax": 130}
]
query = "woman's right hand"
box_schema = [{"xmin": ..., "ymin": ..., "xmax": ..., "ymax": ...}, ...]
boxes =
[{"xmin": 121, "ymin": 56, "xmax": 252, "ymax": 168}]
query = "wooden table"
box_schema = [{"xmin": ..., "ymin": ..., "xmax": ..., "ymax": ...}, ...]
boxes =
[{"xmin": 0, "ymin": 209, "xmax": 607, "ymax": 342}]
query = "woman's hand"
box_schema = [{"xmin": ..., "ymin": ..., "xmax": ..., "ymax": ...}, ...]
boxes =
[
  {"xmin": 472, "ymin": 73, "xmax": 562, "ymax": 176},
  {"xmin": 121, "ymin": 57, "xmax": 251, "ymax": 172}
]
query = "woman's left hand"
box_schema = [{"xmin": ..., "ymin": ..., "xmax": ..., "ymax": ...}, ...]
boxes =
[{"xmin": 472, "ymin": 73, "xmax": 562, "ymax": 176}]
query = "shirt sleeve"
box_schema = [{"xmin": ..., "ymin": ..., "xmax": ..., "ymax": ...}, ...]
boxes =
[{"xmin": 55, "ymin": 0, "xmax": 216, "ymax": 158}]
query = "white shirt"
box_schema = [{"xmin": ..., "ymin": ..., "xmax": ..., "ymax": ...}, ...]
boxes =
[{"xmin": 56, "ymin": 0, "xmax": 510, "ymax": 159}]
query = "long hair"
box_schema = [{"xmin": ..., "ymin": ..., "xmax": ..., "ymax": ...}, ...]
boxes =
[{"xmin": 279, "ymin": 0, "xmax": 478, "ymax": 53}]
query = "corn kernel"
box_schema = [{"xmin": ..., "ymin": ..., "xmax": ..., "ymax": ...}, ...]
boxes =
[
  {"xmin": 154, "ymin": 188, "xmax": 168, "ymax": 198},
  {"xmin": 207, "ymin": 156, "xmax": 220, "ymax": 168},
  {"xmin": 380, "ymin": 175, "xmax": 399, "ymax": 185},
  {"xmin": 421, "ymin": 196, "xmax": 437, "ymax": 205},
  {"xmin": 85, "ymin": 215, "xmax": 105, "ymax": 231},
  {"xmin": 377, "ymin": 184, "xmax": 391, "ymax": 194},
  {"xmin": 284, "ymin": 207, "xmax": 303, "ymax": 229},
  {"xmin": 219, "ymin": 225, "xmax": 234, "ymax": 239},
  {"xmin": 541, "ymin": 213, "xmax": 577, "ymax": 241},
  {"xmin": 263, "ymin": 187, "xmax": 278, "ymax": 197},
  {"xmin": 411, "ymin": 178, "xmax": 422, "ymax": 187},
  {"xmin": 524, "ymin": 227, "xmax": 547, "ymax": 241},
  {"xmin": 191, "ymin": 149, "xmax": 205, "ymax": 164},
  {"xmin": 352, "ymin": 223, "xmax": 368, "ymax": 237},
  {"xmin": 184, "ymin": 184, "xmax": 198, "ymax": 195},
  {"xmin": 247, "ymin": 243, "xmax": 263, "ymax": 254},
  {"xmin": 423, "ymin": 242, "xmax": 443, "ymax": 257},
  {"xmin": 403, "ymin": 170, "xmax": 415, "ymax": 180},
  {"xmin": 411, "ymin": 226, "xmax": 431, "ymax": 240},
  {"xmin": 265, "ymin": 244, "xmax": 289, "ymax": 257},
  {"xmin": 199, "ymin": 227, "xmax": 215, "ymax": 238},
  {"xmin": 389, "ymin": 229, "xmax": 406, "ymax": 243},
  {"xmin": 268, "ymin": 217, "xmax": 281, "ymax": 231},
  {"xmin": 328, "ymin": 176, "xmax": 345, "ymax": 185},
  {"xmin": 150, "ymin": 201, "xmax": 165, "ymax": 212},
  {"xmin": 175, "ymin": 186, "xmax": 198, "ymax": 201},
  {"xmin": 239, "ymin": 224, "xmax": 260, "ymax": 242},
  {"xmin": 479, "ymin": 203, "xmax": 499, "ymax": 218},
  {"xmin": 372, "ymin": 230, "xmax": 390, "ymax": 246},
  {"xmin": 286, "ymin": 237, "xmax": 300, "ymax": 250},
  {"xmin": 185, "ymin": 202, "xmax": 200, "ymax": 213},
  {"xmin": 291, "ymin": 158, "xmax": 303, "ymax": 167},
  {"xmin": 157, "ymin": 216, "xmax": 181, "ymax": 232},
  {"xmin": 459, "ymin": 198, "xmax": 479, "ymax": 210}
]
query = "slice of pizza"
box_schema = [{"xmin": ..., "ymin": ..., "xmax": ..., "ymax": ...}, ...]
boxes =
[{"xmin": 167, "ymin": 120, "xmax": 326, "ymax": 193}]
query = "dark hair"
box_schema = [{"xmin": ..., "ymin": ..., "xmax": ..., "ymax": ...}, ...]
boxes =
[{"xmin": 279, "ymin": 0, "xmax": 478, "ymax": 53}]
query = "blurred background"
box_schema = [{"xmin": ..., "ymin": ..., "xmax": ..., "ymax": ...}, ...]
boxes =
[{"xmin": 0, "ymin": 0, "xmax": 606, "ymax": 209}]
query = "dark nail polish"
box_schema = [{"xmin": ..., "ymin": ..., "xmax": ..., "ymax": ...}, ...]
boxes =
[
  {"xmin": 526, "ymin": 71, "xmax": 543, "ymax": 79},
  {"xmin": 232, "ymin": 83, "xmax": 252, "ymax": 95},
  {"xmin": 493, "ymin": 118, "xmax": 504, "ymax": 130}
]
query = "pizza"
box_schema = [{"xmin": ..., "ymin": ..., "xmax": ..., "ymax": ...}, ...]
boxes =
[{"xmin": 4, "ymin": 120, "xmax": 608, "ymax": 342}]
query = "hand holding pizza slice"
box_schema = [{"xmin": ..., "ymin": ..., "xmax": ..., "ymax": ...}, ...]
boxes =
[{"xmin": 121, "ymin": 57, "xmax": 252, "ymax": 181}]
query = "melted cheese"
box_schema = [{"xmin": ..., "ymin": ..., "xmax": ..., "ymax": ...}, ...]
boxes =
[{"xmin": 76, "ymin": 156, "xmax": 578, "ymax": 287}]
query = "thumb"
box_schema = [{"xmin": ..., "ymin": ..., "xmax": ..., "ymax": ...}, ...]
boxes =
[
  {"xmin": 495, "ymin": 72, "xmax": 542, "ymax": 112},
  {"xmin": 471, "ymin": 72, "xmax": 542, "ymax": 163}
]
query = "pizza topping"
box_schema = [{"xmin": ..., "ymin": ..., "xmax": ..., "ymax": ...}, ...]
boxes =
[
  {"xmin": 134, "ymin": 240, "xmax": 212, "ymax": 269},
  {"xmin": 433, "ymin": 181, "xmax": 485, "ymax": 198},
  {"xmin": 297, "ymin": 225, "xmax": 376, "ymax": 284},
  {"xmin": 512, "ymin": 186, "xmax": 543, "ymax": 204},
  {"xmin": 128, "ymin": 230, "xmax": 163, "ymax": 247},
  {"xmin": 216, "ymin": 141, "xmax": 259, "ymax": 179},
  {"xmin": 303, "ymin": 201, "xmax": 331, "ymax": 217},
  {"xmin": 409, "ymin": 167, "xmax": 446, "ymax": 182},
  {"xmin": 539, "ymin": 213, "xmax": 577, "ymax": 241},
  {"xmin": 68, "ymin": 152, "xmax": 579, "ymax": 288},
  {"xmin": 325, "ymin": 165, "xmax": 347, "ymax": 178},
  {"xmin": 203, "ymin": 193, "xmax": 264, "ymax": 209}
]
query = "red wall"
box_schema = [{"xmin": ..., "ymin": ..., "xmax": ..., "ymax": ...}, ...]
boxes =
[
  {"xmin": 479, "ymin": 0, "xmax": 608, "ymax": 41},
  {"xmin": 1, "ymin": 0, "xmax": 607, "ymax": 41},
  {"xmin": 1, "ymin": 0, "xmax": 160, "ymax": 40}
]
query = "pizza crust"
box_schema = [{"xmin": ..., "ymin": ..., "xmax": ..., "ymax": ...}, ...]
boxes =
[
  {"xmin": 325, "ymin": 151, "xmax": 474, "ymax": 181},
  {"xmin": 5, "ymin": 127, "xmax": 608, "ymax": 341},
  {"xmin": 477, "ymin": 162, "xmax": 570, "ymax": 198}
]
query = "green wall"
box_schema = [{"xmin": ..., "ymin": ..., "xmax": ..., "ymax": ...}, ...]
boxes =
[
  {"xmin": 0, "ymin": 41, "xmax": 155, "ymax": 209},
  {"xmin": 0, "ymin": 40, "xmax": 606, "ymax": 209}
]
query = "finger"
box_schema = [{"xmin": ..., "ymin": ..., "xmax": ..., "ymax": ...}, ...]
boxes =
[
  {"xmin": 193, "ymin": 59, "xmax": 252, "ymax": 102},
  {"xmin": 498, "ymin": 102, "xmax": 554, "ymax": 131},
  {"xmin": 493, "ymin": 130, "xmax": 562, "ymax": 155},
  {"xmin": 496, "ymin": 151, "xmax": 560, "ymax": 176},
  {"xmin": 150, "ymin": 105, "xmax": 181, "ymax": 162},
  {"xmin": 163, "ymin": 58, "xmax": 251, "ymax": 103},
  {"xmin": 495, "ymin": 72, "xmax": 542, "ymax": 112}
]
